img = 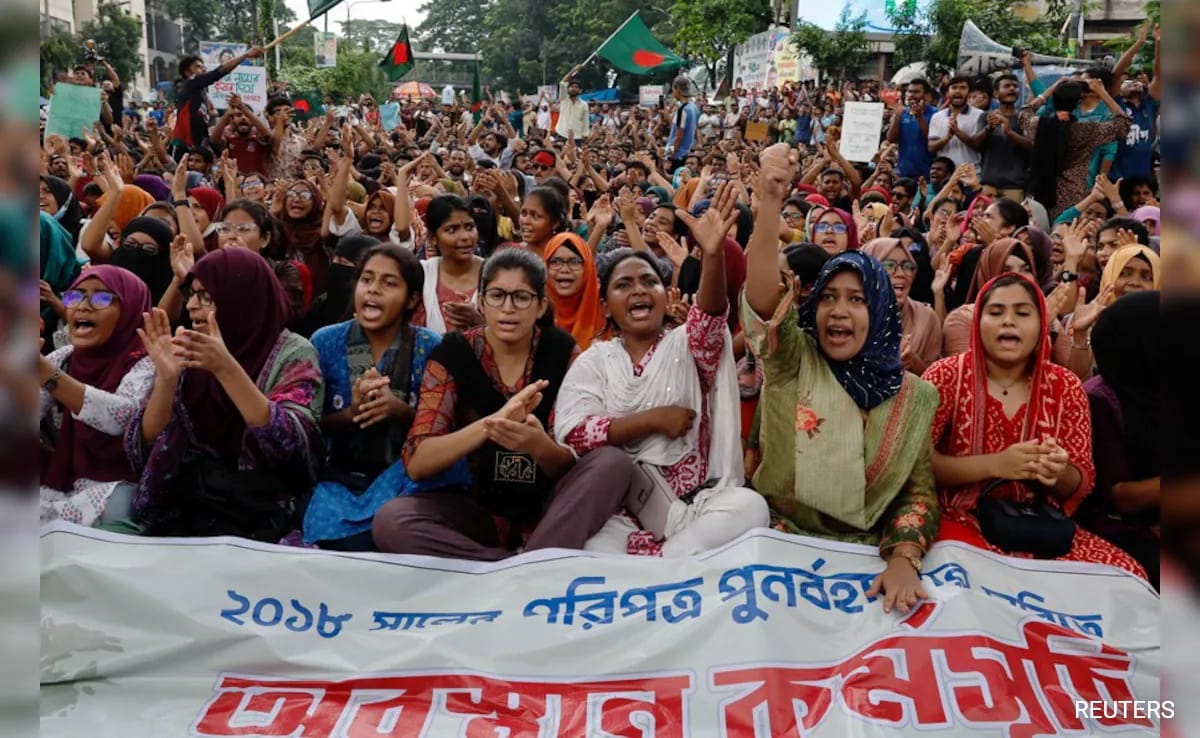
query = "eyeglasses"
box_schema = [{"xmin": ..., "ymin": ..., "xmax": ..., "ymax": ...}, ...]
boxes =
[
  {"xmin": 813, "ymin": 223, "xmax": 848, "ymax": 235},
  {"xmin": 286, "ymin": 189, "xmax": 315, "ymax": 201},
  {"xmin": 481, "ymin": 287, "xmax": 538, "ymax": 309},
  {"xmin": 532, "ymin": 164, "xmax": 552, "ymax": 172},
  {"xmin": 120, "ymin": 237, "xmax": 161, "ymax": 255},
  {"xmin": 880, "ymin": 259, "xmax": 918, "ymax": 274},
  {"xmin": 783, "ymin": 211, "xmax": 805, "ymax": 222},
  {"xmin": 241, "ymin": 179, "xmax": 265, "ymax": 190},
  {"xmin": 181, "ymin": 285, "xmax": 214, "ymax": 307},
  {"xmin": 547, "ymin": 256, "xmax": 585, "ymax": 271},
  {"xmin": 62, "ymin": 290, "xmax": 117, "ymax": 310},
  {"xmin": 890, "ymin": 191, "xmax": 908, "ymax": 199},
  {"xmin": 214, "ymin": 222, "xmax": 260, "ymax": 237}
]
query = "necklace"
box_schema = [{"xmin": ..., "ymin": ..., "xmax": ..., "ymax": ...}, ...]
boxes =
[{"xmin": 989, "ymin": 376, "xmax": 1026, "ymax": 396}]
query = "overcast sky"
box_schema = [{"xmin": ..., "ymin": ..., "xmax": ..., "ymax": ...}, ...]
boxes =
[{"xmin": 282, "ymin": 0, "xmax": 428, "ymax": 35}]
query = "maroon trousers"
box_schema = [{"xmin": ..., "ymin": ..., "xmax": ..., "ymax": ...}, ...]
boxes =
[{"xmin": 372, "ymin": 446, "xmax": 633, "ymax": 561}]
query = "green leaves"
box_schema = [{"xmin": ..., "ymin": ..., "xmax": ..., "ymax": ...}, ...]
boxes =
[
  {"xmin": 790, "ymin": 4, "xmax": 870, "ymax": 81},
  {"xmin": 77, "ymin": 3, "xmax": 144, "ymax": 86}
]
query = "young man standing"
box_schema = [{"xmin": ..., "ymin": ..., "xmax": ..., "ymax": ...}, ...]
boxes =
[
  {"xmin": 980, "ymin": 73, "xmax": 1033, "ymax": 202},
  {"xmin": 927, "ymin": 76, "xmax": 987, "ymax": 168},
  {"xmin": 555, "ymin": 64, "xmax": 589, "ymax": 141},
  {"xmin": 887, "ymin": 78, "xmax": 938, "ymax": 180},
  {"xmin": 666, "ymin": 75, "xmax": 699, "ymax": 172},
  {"xmin": 171, "ymin": 45, "xmax": 265, "ymax": 159}
]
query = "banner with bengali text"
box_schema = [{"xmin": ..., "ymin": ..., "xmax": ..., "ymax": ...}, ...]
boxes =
[{"xmin": 40, "ymin": 522, "xmax": 1160, "ymax": 737}]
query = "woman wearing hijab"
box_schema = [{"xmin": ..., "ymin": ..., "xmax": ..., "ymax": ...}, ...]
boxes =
[
  {"xmin": 942, "ymin": 238, "xmax": 1038, "ymax": 356},
  {"xmin": 39, "ymin": 212, "xmax": 81, "ymax": 352},
  {"xmin": 40, "ymin": 266, "xmax": 153, "ymax": 526},
  {"xmin": 186, "ymin": 186, "xmax": 225, "ymax": 250},
  {"xmin": 133, "ymin": 174, "xmax": 172, "ymax": 203},
  {"xmin": 124, "ymin": 248, "xmax": 325, "ymax": 540},
  {"xmin": 1130, "ymin": 205, "xmax": 1160, "ymax": 236},
  {"xmin": 922, "ymin": 272, "xmax": 1145, "ymax": 577},
  {"xmin": 467, "ymin": 194, "xmax": 501, "ymax": 258},
  {"xmin": 298, "ymin": 235, "xmax": 380, "ymax": 338},
  {"xmin": 892, "ymin": 227, "xmax": 934, "ymax": 305},
  {"xmin": 743, "ymin": 145, "xmax": 941, "ymax": 614},
  {"xmin": 862, "ymin": 238, "xmax": 942, "ymax": 374},
  {"xmin": 108, "ymin": 216, "xmax": 175, "ymax": 305},
  {"xmin": 40, "ymin": 175, "xmax": 83, "ymax": 244},
  {"xmin": 1079, "ymin": 291, "xmax": 1160, "ymax": 588},
  {"xmin": 275, "ymin": 179, "xmax": 331, "ymax": 296},
  {"xmin": 80, "ymin": 182, "xmax": 156, "ymax": 262},
  {"xmin": 544, "ymin": 231, "xmax": 606, "ymax": 351}
]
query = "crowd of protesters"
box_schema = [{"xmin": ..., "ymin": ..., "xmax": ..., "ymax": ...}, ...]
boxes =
[{"xmin": 38, "ymin": 21, "xmax": 1163, "ymax": 611}]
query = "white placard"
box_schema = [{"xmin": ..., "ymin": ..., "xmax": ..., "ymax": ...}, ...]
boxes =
[
  {"xmin": 208, "ymin": 65, "xmax": 269, "ymax": 113},
  {"xmin": 39, "ymin": 523, "xmax": 1160, "ymax": 737},
  {"xmin": 537, "ymin": 84, "xmax": 558, "ymax": 102},
  {"xmin": 839, "ymin": 101, "xmax": 886, "ymax": 163},
  {"xmin": 639, "ymin": 84, "xmax": 664, "ymax": 107},
  {"xmin": 314, "ymin": 32, "xmax": 337, "ymax": 69}
]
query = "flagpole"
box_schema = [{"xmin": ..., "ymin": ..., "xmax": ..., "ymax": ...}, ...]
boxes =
[{"xmin": 579, "ymin": 10, "xmax": 640, "ymax": 68}]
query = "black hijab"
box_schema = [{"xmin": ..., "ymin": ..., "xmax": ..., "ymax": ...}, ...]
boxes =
[
  {"xmin": 1091, "ymin": 290, "xmax": 1159, "ymax": 481},
  {"xmin": 42, "ymin": 175, "xmax": 82, "ymax": 244},
  {"xmin": 108, "ymin": 216, "xmax": 175, "ymax": 304},
  {"xmin": 892, "ymin": 227, "xmax": 934, "ymax": 304},
  {"xmin": 468, "ymin": 194, "xmax": 500, "ymax": 258}
]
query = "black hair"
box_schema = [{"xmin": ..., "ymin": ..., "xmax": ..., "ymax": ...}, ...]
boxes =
[
  {"xmin": 354, "ymin": 242, "xmax": 424, "ymax": 322},
  {"xmin": 783, "ymin": 196, "xmax": 812, "ymax": 215},
  {"xmin": 1085, "ymin": 66, "xmax": 1114, "ymax": 90},
  {"xmin": 782, "ymin": 243, "xmax": 831, "ymax": 288},
  {"xmin": 969, "ymin": 76, "xmax": 993, "ymax": 95},
  {"xmin": 1027, "ymin": 82, "xmax": 1083, "ymax": 212},
  {"xmin": 220, "ymin": 199, "xmax": 279, "ymax": 256},
  {"xmin": 482, "ymin": 131, "xmax": 509, "ymax": 151},
  {"xmin": 424, "ymin": 194, "xmax": 472, "ymax": 234},
  {"xmin": 650, "ymin": 204, "xmax": 687, "ymax": 238},
  {"xmin": 992, "ymin": 197, "xmax": 1029, "ymax": 230},
  {"xmin": 480, "ymin": 247, "xmax": 548, "ymax": 298},
  {"xmin": 265, "ymin": 96, "xmax": 291, "ymax": 115},
  {"xmin": 190, "ymin": 146, "xmax": 215, "ymax": 164},
  {"xmin": 892, "ymin": 177, "xmax": 917, "ymax": 198},
  {"xmin": 947, "ymin": 75, "xmax": 970, "ymax": 89},
  {"xmin": 906, "ymin": 78, "xmax": 929, "ymax": 94},
  {"xmin": 996, "ymin": 72, "xmax": 1020, "ymax": 88},
  {"xmin": 178, "ymin": 54, "xmax": 202, "ymax": 78},
  {"xmin": 598, "ymin": 247, "xmax": 665, "ymax": 298},
  {"xmin": 1120, "ymin": 174, "xmax": 1158, "ymax": 207},
  {"xmin": 931, "ymin": 156, "xmax": 956, "ymax": 174},
  {"xmin": 525, "ymin": 185, "xmax": 569, "ymax": 234},
  {"xmin": 1100, "ymin": 217, "xmax": 1151, "ymax": 246},
  {"xmin": 820, "ymin": 167, "xmax": 845, "ymax": 181}
]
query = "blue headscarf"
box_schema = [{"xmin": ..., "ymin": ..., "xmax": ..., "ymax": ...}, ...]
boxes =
[{"xmin": 797, "ymin": 251, "xmax": 904, "ymax": 410}]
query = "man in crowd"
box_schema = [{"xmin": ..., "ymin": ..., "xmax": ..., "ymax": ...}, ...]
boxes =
[
  {"xmin": 888, "ymin": 77, "xmax": 938, "ymax": 181},
  {"xmin": 171, "ymin": 45, "xmax": 265, "ymax": 158},
  {"xmin": 556, "ymin": 64, "xmax": 588, "ymax": 141},
  {"xmin": 666, "ymin": 75, "xmax": 699, "ymax": 171},
  {"xmin": 928, "ymin": 76, "xmax": 986, "ymax": 168}
]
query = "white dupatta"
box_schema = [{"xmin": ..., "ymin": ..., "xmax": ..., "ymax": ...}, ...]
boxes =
[
  {"xmin": 420, "ymin": 257, "xmax": 446, "ymax": 335},
  {"xmin": 555, "ymin": 320, "xmax": 744, "ymax": 489}
]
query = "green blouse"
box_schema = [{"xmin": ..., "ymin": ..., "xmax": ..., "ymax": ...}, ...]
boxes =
[{"xmin": 741, "ymin": 292, "xmax": 941, "ymax": 552}]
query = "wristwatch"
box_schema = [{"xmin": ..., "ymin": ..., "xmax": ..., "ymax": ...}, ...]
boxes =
[
  {"xmin": 1059, "ymin": 270, "xmax": 1079, "ymax": 283},
  {"xmin": 172, "ymin": 198, "xmax": 191, "ymax": 207},
  {"xmin": 42, "ymin": 368, "xmax": 63, "ymax": 393}
]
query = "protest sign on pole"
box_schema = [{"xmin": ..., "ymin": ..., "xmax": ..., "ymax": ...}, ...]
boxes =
[
  {"xmin": 839, "ymin": 101, "xmax": 886, "ymax": 162},
  {"xmin": 314, "ymin": 31, "xmax": 337, "ymax": 68},
  {"xmin": 537, "ymin": 84, "xmax": 558, "ymax": 102},
  {"xmin": 45, "ymin": 83, "xmax": 101, "ymax": 140},
  {"xmin": 209, "ymin": 66, "xmax": 269, "ymax": 112},
  {"xmin": 40, "ymin": 523, "xmax": 1161, "ymax": 737},
  {"xmin": 638, "ymin": 84, "xmax": 663, "ymax": 107},
  {"xmin": 199, "ymin": 41, "xmax": 252, "ymax": 71}
]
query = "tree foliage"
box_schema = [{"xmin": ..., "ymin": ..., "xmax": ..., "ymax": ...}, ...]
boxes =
[
  {"xmin": 1103, "ymin": 1, "xmax": 1158, "ymax": 72},
  {"xmin": 278, "ymin": 47, "xmax": 392, "ymax": 101},
  {"xmin": 40, "ymin": 26, "xmax": 78, "ymax": 94},
  {"xmin": 415, "ymin": 0, "xmax": 487, "ymax": 54},
  {"xmin": 338, "ymin": 19, "xmax": 406, "ymax": 54},
  {"xmin": 77, "ymin": 3, "xmax": 144, "ymax": 85},
  {"xmin": 887, "ymin": 0, "xmax": 1071, "ymax": 76},
  {"xmin": 790, "ymin": 4, "xmax": 870, "ymax": 81},
  {"xmin": 160, "ymin": 0, "xmax": 295, "ymax": 53},
  {"xmin": 670, "ymin": 0, "xmax": 770, "ymax": 84}
]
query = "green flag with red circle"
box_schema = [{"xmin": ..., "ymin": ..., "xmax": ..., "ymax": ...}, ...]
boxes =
[
  {"xmin": 596, "ymin": 12, "xmax": 685, "ymax": 75},
  {"xmin": 379, "ymin": 25, "xmax": 415, "ymax": 82}
]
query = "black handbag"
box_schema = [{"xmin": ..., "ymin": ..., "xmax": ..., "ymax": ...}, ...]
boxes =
[{"xmin": 975, "ymin": 479, "xmax": 1077, "ymax": 559}]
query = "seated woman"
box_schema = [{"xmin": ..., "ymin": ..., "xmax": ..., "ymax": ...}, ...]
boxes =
[
  {"xmin": 40, "ymin": 174, "xmax": 83, "ymax": 245},
  {"xmin": 862, "ymin": 238, "xmax": 941, "ymax": 374},
  {"xmin": 298, "ymin": 235, "xmax": 380, "ymax": 338},
  {"xmin": 942, "ymin": 238, "xmax": 1038, "ymax": 357},
  {"xmin": 124, "ymin": 248, "xmax": 325, "ymax": 540},
  {"xmin": 40, "ymin": 212, "xmax": 81, "ymax": 352},
  {"xmin": 107, "ymin": 216, "xmax": 175, "ymax": 307},
  {"xmin": 922, "ymin": 272, "xmax": 1146, "ymax": 577},
  {"xmin": 743, "ymin": 144, "xmax": 940, "ymax": 614},
  {"xmin": 304, "ymin": 244, "xmax": 447, "ymax": 550},
  {"xmin": 372, "ymin": 249, "xmax": 628, "ymax": 560},
  {"xmin": 40, "ymin": 266, "xmax": 153, "ymax": 526},
  {"xmin": 410, "ymin": 195, "xmax": 485, "ymax": 334},
  {"xmin": 544, "ymin": 231, "xmax": 607, "ymax": 351},
  {"xmin": 217, "ymin": 200, "xmax": 306, "ymax": 318},
  {"xmin": 556, "ymin": 185, "xmax": 768, "ymax": 557},
  {"xmin": 1077, "ymin": 291, "xmax": 1159, "ymax": 588}
]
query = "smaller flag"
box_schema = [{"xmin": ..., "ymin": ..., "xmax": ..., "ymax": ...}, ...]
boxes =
[
  {"xmin": 596, "ymin": 12, "xmax": 685, "ymax": 75},
  {"xmin": 379, "ymin": 25, "xmax": 415, "ymax": 82},
  {"xmin": 307, "ymin": 0, "xmax": 341, "ymax": 22},
  {"xmin": 470, "ymin": 61, "xmax": 482, "ymax": 124},
  {"xmin": 291, "ymin": 92, "xmax": 324, "ymax": 121}
]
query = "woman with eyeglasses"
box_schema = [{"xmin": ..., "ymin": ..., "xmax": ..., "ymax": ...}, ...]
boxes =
[
  {"xmin": 744, "ymin": 144, "xmax": 941, "ymax": 615},
  {"xmin": 544, "ymin": 231, "xmax": 606, "ymax": 351},
  {"xmin": 556, "ymin": 183, "xmax": 768, "ymax": 557},
  {"xmin": 237, "ymin": 173, "xmax": 268, "ymax": 204},
  {"xmin": 124, "ymin": 248, "xmax": 324, "ymax": 540},
  {"xmin": 273, "ymin": 178, "xmax": 330, "ymax": 296},
  {"xmin": 373, "ymin": 249, "xmax": 627, "ymax": 559},
  {"xmin": 304, "ymin": 243, "xmax": 451, "ymax": 551},
  {"xmin": 107, "ymin": 216, "xmax": 175, "ymax": 308},
  {"xmin": 40, "ymin": 265, "xmax": 153, "ymax": 526},
  {"xmin": 809, "ymin": 208, "xmax": 857, "ymax": 255},
  {"xmin": 410, "ymin": 196, "xmax": 485, "ymax": 335},
  {"xmin": 861, "ymin": 238, "xmax": 941, "ymax": 375},
  {"xmin": 219, "ymin": 200, "xmax": 306, "ymax": 317}
]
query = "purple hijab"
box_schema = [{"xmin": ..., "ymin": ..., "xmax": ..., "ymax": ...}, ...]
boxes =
[
  {"xmin": 42, "ymin": 265, "xmax": 151, "ymax": 491},
  {"xmin": 133, "ymin": 174, "xmax": 172, "ymax": 202}
]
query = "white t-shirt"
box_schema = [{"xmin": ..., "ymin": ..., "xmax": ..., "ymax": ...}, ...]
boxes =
[
  {"xmin": 536, "ymin": 106, "xmax": 551, "ymax": 130},
  {"xmin": 441, "ymin": 85, "xmax": 456, "ymax": 106},
  {"xmin": 699, "ymin": 113, "xmax": 721, "ymax": 138},
  {"xmin": 928, "ymin": 105, "xmax": 986, "ymax": 167}
]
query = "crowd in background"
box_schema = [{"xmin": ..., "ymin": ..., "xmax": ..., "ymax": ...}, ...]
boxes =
[{"xmin": 38, "ymin": 21, "xmax": 1163, "ymax": 611}]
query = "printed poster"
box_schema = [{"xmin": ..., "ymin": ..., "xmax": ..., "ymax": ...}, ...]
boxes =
[
  {"xmin": 40, "ymin": 523, "xmax": 1161, "ymax": 737},
  {"xmin": 199, "ymin": 41, "xmax": 255, "ymax": 71},
  {"xmin": 839, "ymin": 100, "xmax": 886, "ymax": 162},
  {"xmin": 209, "ymin": 66, "xmax": 269, "ymax": 113},
  {"xmin": 639, "ymin": 84, "xmax": 663, "ymax": 108},
  {"xmin": 314, "ymin": 31, "xmax": 337, "ymax": 69}
]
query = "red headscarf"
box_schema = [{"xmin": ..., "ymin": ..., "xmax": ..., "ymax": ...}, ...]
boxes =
[
  {"xmin": 42, "ymin": 265, "xmax": 151, "ymax": 491},
  {"xmin": 182, "ymin": 249, "xmax": 292, "ymax": 456},
  {"xmin": 279, "ymin": 179, "xmax": 329, "ymax": 294},
  {"xmin": 544, "ymin": 232, "xmax": 607, "ymax": 350},
  {"xmin": 186, "ymin": 187, "xmax": 225, "ymax": 224}
]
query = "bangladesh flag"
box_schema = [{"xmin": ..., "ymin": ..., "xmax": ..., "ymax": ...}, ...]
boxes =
[
  {"xmin": 379, "ymin": 25, "xmax": 415, "ymax": 82},
  {"xmin": 470, "ymin": 61, "xmax": 482, "ymax": 124},
  {"xmin": 596, "ymin": 12, "xmax": 685, "ymax": 75},
  {"xmin": 291, "ymin": 92, "xmax": 324, "ymax": 121}
]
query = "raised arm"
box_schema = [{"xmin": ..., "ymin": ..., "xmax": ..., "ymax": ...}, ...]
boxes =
[
  {"xmin": 326, "ymin": 124, "xmax": 354, "ymax": 226},
  {"xmin": 746, "ymin": 143, "xmax": 796, "ymax": 319},
  {"xmin": 675, "ymin": 180, "xmax": 737, "ymax": 316}
]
